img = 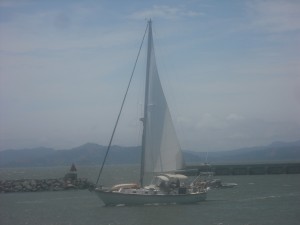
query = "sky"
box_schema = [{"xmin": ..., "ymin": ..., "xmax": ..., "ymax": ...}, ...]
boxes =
[{"xmin": 0, "ymin": 0, "xmax": 300, "ymax": 151}]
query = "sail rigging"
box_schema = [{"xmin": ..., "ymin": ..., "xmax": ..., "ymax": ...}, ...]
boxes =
[
  {"xmin": 96, "ymin": 23, "xmax": 149, "ymax": 186},
  {"xmin": 140, "ymin": 20, "xmax": 183, "ymax": 186}
]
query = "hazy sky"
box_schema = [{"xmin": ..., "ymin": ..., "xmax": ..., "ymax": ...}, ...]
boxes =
[{"xmin": 1, "ymin": 0, "xmax": 299, "ymax": 151}]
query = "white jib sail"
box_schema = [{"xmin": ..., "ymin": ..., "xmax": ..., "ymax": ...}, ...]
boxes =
[{"xmin": 143, "ymin": 23, "xmax": 184, "ymax": 173}]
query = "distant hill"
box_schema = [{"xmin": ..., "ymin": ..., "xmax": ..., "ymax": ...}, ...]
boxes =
[
  {"xmin": 0, "ymin": 140, "xmax": 299, "ymax": 167},
  {"xmin": 187, "ymin": 140, "xmax": 300, "ymax": 164},
  {"xmin": 0, "ymin": 144, "xmax": 141, "ymax": 168}
]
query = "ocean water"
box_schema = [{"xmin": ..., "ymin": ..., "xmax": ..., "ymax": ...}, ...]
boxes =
[{"xmin": 0, "ymin": 166, "xmax": 299, "ymax": 225}]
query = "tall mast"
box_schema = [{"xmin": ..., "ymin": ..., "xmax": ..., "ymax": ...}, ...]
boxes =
[{"xmin": 140, "ymin": 19, "xmax": 152, "ymax": 187}]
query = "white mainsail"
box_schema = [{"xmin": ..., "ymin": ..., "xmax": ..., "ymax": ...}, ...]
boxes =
[{"xmin": 142, "ymin": 21, "xmax": 184, "ymax": 174}]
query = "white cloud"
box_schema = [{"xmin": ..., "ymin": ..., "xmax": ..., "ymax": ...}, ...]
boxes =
[
  {"xmin": 196, "ymin": 113, "xmax": 225, "ymax": 129},
  {"xmin": 178, "ymin": 114, "xmax": 300, "ymax": 151},
  {"xmin": 0, "ymin": 4, "xmax": 140, "ymax": 54},
  {"xmin": 247, "ymin": 0, "xmax": 300, "ymax": 33},
  {"xmin": 0, "ymin": 0, "xmax": 29, "ymax": 8},
  {"xmin": 0, "ymin": 1, "xmax": 299, "ymax": 151},
  {"xmin": 129, "ymin": 5, "xmax": 202, "ymax": 20},
  {"xmin": 226, "ymin": 113, "xmax": 245, "ymax": 122}
]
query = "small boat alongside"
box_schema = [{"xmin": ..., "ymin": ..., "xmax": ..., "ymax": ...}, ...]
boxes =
[{"xmin": 191, "ymin": 172, "xmax": 238, "ymax": 189}]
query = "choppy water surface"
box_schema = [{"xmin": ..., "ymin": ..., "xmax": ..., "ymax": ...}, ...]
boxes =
[{"xmin": 0, "ymin": 166, "xmax": 299, "ymax": 225}]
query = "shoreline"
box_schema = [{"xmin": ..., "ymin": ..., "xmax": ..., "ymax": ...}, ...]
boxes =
[{"xmin": 0, "ymin": 178, "xmax": 95, "ymax": 193}]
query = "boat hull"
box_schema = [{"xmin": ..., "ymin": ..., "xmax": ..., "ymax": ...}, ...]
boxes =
[{"xmin": 95, "ymin": 190, "xmax": 207, "ymax": 206}]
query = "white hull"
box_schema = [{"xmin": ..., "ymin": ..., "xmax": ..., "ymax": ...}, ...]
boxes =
[{"xmin": 95, "ymin": 189, "xmax": 207, "ymax": 206}]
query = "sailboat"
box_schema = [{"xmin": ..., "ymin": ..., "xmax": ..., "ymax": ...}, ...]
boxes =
[{"xmin": 95, "ymin": 20, "xmax": 207, "ymax": 206}]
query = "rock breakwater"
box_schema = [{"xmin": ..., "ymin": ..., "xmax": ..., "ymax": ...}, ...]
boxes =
[{"xmin": 0, "ymin": 178, "xmax": 95, "ymax": 193}]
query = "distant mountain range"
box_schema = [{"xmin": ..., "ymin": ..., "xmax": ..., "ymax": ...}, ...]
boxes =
[
  {"xmin": 186, "ymin": 140, "xmax": 300, "ymax": 164},
  {"xmin": 0, "ymin": 140, "xmax": 300, "ymax": 168}
]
